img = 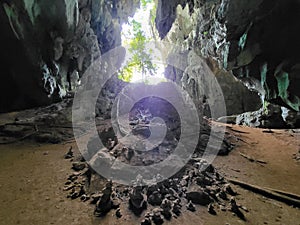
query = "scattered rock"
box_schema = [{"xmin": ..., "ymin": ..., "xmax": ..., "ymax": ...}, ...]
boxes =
[
  {"xmin": 129, "ymin": 186, "xmax": 147, "ymax": 215},
  {"xmin": 186, "ymin": 185, "xmax": 213, "ymax": 205},
  {"xmin": 116, "ymin": 208, "xmax": 122, "ymax": 218},
  {"xmin": 67, "ymin": 173, "xmax": 78, "ymax": 182},
  {"xmin": 80, "ymin": 194, "xmax": 90, "ymax": 202},
  {"xmin": 219, "ymin": 204, "xmax": 227, "ymax": 211},
  {"xmin": 151, "ymin": 208, "xmax": 164, "ymax": 225},
  {"xmin": 172, "ymin": 199, "xmax": 181, "ymax": 216},
  {"xmin": 161, "ymin": 199, "xmax": 172, "ymax": 220},
  {"xmin": 64, "ymin": 112, "xmax": 241, "ymax": 223},
  {"xmin": 123, "ymin": 147, "xmax": 134, "ymax": 161},
  {"xmin": 148, "ymin": 191, "xmax": 163, "ymax": 206},
  {"xmin": 230, "ymin": 197, "xmax": 245, "ymax": 221},
  {"xmin": 64, "ymin": 147, "xmax": 74, "ymax": 159},
  {"xmin": 223, "ymin": 184, "xmax": 237, "ymax": 196},
  {"xmin": 68, "ymin": 185, "xmax": 84, "ymax": 199},
  {"xmin": 240, "ymin": 205, "xmax": 249, "ymax": 212},
  {"xmin": 217, "ymin": 190, "xmax": 228, "ymax": 200},
  {"xmin": 208, "ymin": 203, "xmax": 216, "ymax": 215},
  {"xmin": 107, "ymin": 136, "xmax": 118, "ymax": 150},
  {"xmin": 186, "ymin": 201, "xmax": 196, "ymax": 212},
  {"xmin": 94, "ymin": 181, "xmax": 113, "ymax": 217},
  {"xmin": 195, "ymin": 175, "xmax": 213, "ymax": 187},
  {"xmin": 293, "ymin": 149, "xmax": 300, "ymax": 162},
  {"xmin": 65, "ymin": 154, "xmax": 242, "ymax": 221},
  {"xmin": 90, "ymin": 193, "xmax": 102, "ymax": 204},
  {"xmin": 72, "ymin": 162, "xmax": 86, "ymax": 171},
  {"xmin": 141, "ymin": 217, "xmax": 152, "ymax": 225}
]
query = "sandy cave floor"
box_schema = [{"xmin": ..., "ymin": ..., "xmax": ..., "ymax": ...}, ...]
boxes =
[{"xmin": 0, "ymin": 123, "xmax": 300, "ymax": 225}]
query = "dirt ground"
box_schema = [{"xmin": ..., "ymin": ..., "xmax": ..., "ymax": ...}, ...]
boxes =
[{"xmin": 0, "ymin": 124, "xmax": 300, "ymax": 225}]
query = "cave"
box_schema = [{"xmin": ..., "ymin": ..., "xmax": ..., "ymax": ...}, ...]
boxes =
[{"xmin": 0, "ymin": 0, "xmax": 300, "ymax": 224}]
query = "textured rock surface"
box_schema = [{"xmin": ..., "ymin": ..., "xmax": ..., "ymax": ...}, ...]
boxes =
[
  {"xmin": 235, "ymin": 104, "xmax": 300, "ymax": 128},
  {"xmin": 0, "ymin": 0, "xmax": 138, "ymax": 112},
  {"xmin": 222, "ymin": 0, "xmax": 300, "ymax": 113},
  {"xmin": 159, "ymin": 2, "xmax": 262, "ymax": 117},
  {"xmin": 155, "ymin": 0, "xmax": 186, "ymax": 39},
  {"xmin": 1, "ymin": 0, "xmax": 299, "ymax": 124},
  {"xmin": 65, "ymin": 155, "xmax": 241, "ymax": 222},
  {"xmin": 156, "ymin": 0, "xmax": 300, "ymax": 121}
]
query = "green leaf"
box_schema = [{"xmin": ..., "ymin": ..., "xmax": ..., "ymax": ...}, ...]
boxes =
[{"xmin": 119, "ymin": 0, "xmax": 157, "ymax": 82}]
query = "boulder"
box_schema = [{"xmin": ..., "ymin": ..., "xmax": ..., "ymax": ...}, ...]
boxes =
[
  {"xmin": 129, "ymin": 186, "xmax": 147, "ymax": 215},
  {"xmin": 186, "ymin": 185, "xmax": 213, "ymax": 205}
]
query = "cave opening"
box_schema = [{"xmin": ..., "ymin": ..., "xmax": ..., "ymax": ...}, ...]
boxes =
[
  {"xmin": 0, "ymin": 0, "xmax": 300, "ymax": 224},
  {"xmin": 118, "ymin": 0, "xmax": 166, "ymax": 84}
]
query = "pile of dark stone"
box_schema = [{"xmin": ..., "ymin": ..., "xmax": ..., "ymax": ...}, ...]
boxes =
[
  {"xmin": 92, "ymin": 98, "xmax": 233, "ymax": 169},
  {"xmin": 64, "ymin": 149, "xmax": 247, "ymax": 224},
  {"xmin": 64, "ymin": 96, "xmax": 238, "ymax": 223},
  {"xmin": 63, "ymin": 150, "xmax": 90, "ymax": 201}
]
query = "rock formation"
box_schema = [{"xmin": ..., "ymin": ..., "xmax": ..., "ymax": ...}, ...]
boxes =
[
  {"xmin": 155, "ymin": 0, "xmax": 300, "ymax": 126},
  {"xmin": 0, "ymin": 0, "xmax": 138, "ymax": 112}
]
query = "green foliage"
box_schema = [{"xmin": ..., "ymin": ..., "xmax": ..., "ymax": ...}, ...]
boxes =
[
  {"xmin": 141, "ymin": 0, "xmax": 152, "ymax": 9},
  {"xmin": 119, "ymin": 12, "xmax": 157, "ymax": 82},
  {"xmin": 263, "ymin": 101, "xmax": 269, "ymax": 114},
  {"xmin": 118, "ymin": 64, "xmax": 133, "ymax": 82}
]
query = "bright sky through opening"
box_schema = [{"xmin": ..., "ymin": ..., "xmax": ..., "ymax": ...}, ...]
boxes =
[{"xmin": 121, "ymin": 1, "xmax": 165, "ymax": 83}]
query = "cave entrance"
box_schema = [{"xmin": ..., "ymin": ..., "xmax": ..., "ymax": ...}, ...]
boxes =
[{"xmin": 118, "ymin": 0, "xmax": 166, "ymax": 84}]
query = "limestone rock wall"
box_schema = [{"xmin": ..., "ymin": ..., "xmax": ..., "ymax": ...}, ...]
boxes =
[
  {"xmin": 160, "ymin": 2, "xmax": 262, "ymax": 117},
  {"xmin": 156, "ymin": 0, "xmax": 300, "ymax": 119},
  {"xmin": 223, "ymin": 0, "xmax": 300, "ymax": 113},
  {"xmin": 0, "ymin": 0, "xmax": 138, "ymax": 112}
]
